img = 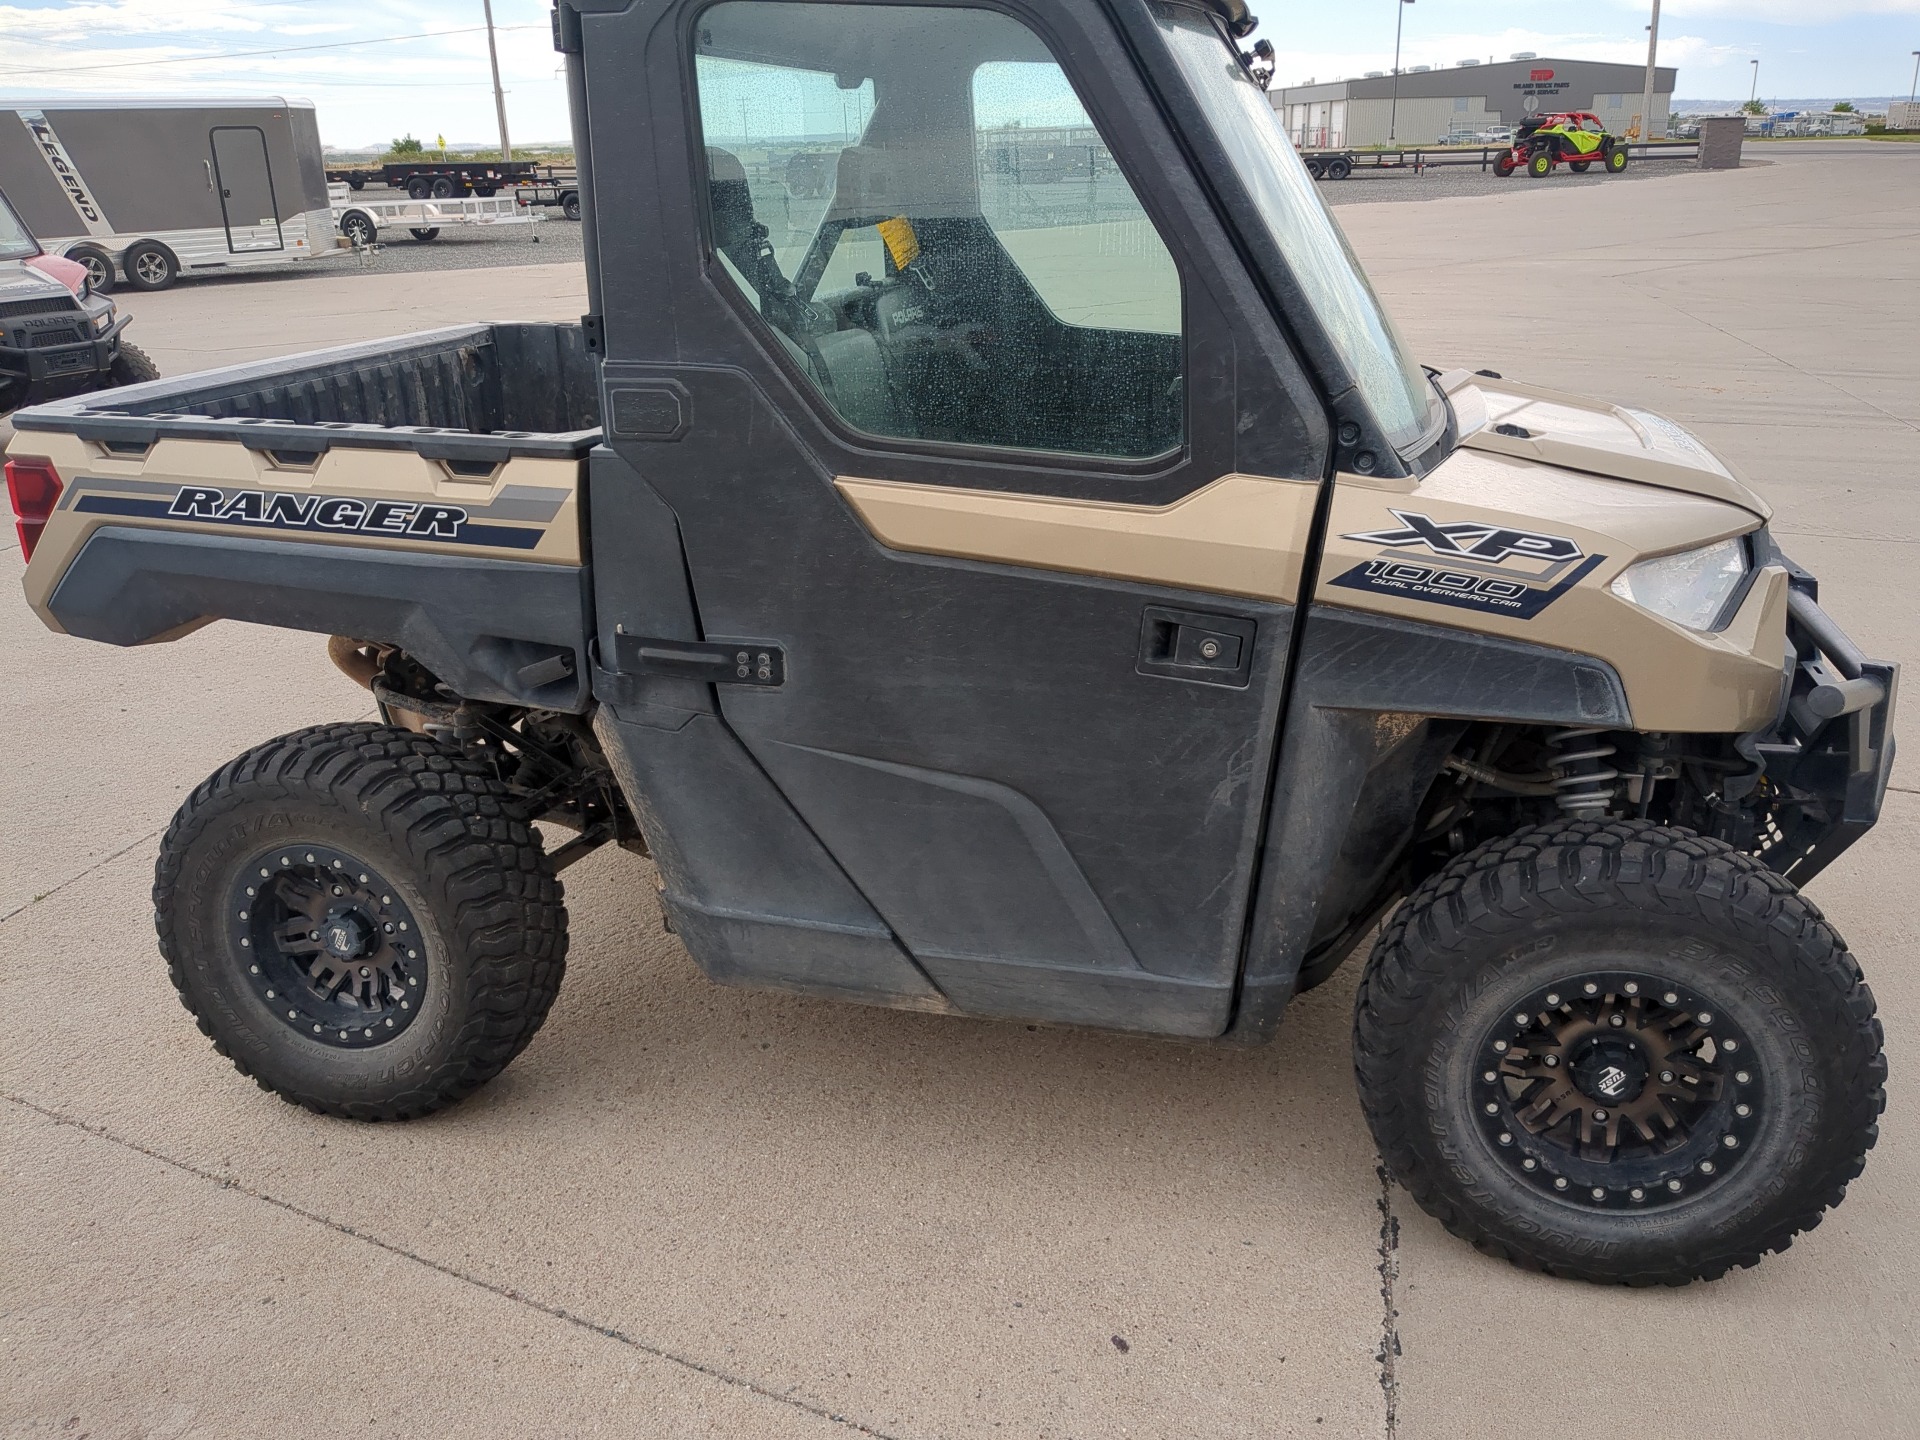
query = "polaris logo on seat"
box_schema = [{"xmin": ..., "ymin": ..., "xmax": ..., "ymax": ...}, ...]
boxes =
[
  {"xmin": 167, "ymin": 485, "xmax": 469, "ymax": 539},
  {"xmin": 1343, "ymin": 510, "xmax": 1584, "ymax": 565}
]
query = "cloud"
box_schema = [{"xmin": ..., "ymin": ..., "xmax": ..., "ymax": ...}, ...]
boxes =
[{"xmin": 1648, "ymin": 0, "xmax": 1920, "ymax": 18}]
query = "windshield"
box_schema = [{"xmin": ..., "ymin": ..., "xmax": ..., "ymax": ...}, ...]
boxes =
[
  {"xmin": 1153, "ymin": 6, "xmax": 1441, "ymax": 453},
  {"xmin": 0, "ymin": 190, "xmax": 40, "ymax": 261}
]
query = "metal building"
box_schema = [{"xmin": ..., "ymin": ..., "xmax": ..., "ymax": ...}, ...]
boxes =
[{"xmin": 1271, "ymin": 57, "xmax": 1679, "ymax": 149}]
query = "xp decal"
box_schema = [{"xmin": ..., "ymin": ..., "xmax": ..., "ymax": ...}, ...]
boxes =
[
  {"xmin": 1329, "ymin": 509, "xmax": 1605, "ymax": 620},
  {"xmin": 67, "ymin": 483, "xmax": 543, "ymax": 550}
]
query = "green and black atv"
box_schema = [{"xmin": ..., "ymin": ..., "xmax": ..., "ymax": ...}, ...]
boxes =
[{"xmin": 1497, "ymin": 111, "xmax": 1631, "ymax": 178}]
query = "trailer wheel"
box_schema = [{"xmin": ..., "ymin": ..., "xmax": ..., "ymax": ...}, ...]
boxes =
[
  {"xmin": 347, "ymin": 179, "xmax": 366, "ymax": 191},
  {"xmin": 407, "ymin": 177, "xmax": 432, "ymax": 200},
  {"xmin": 1325, "ymin": 156, "xmax": 1353, "ymax": 181},
  {"xmin": 1527, "ymin": 149, "xmax": 1554, "ymax": 178},
  {"xmin": 562, "ymin": 192, "xmax": 582, "ymax": 222},
  {"xmin": 108, "ymin": 342, "xmax": 160, "ymax": 387},
  {"xmin": 409, "ymin": 227, "xmax": 441, "ymax": 242},
  {"xmin": 66, "ymin": 244, "xmax": 115, "ymax": 295},
  {"xmin": 153, "ymin": 722, "xmax": 569, "ymax": 1121},
  {"xmin": 1305, "ymin": 159, "xmax": 1326, "ymax": 180},
  {"xmin": 1607, "ymin": 147, "xmax": 1630, "ymax": 173},
  {"xmin": 1354, "ymin": 819, "xmax": 1885, "ymax": 1286},
  {"xmin": 123, "ymin": 241, "xmax": 179, "ymax": 291},
  {"xmin": 339, "ymin": 211, "xmax": 378, "ymax": 247},
  {"xmin": 473, "ymin": 184, "xmax": 497, "ymax": 197},
  {"xmin": 430, "ymin": 176, "xmax": 457, "ymax": 200}
]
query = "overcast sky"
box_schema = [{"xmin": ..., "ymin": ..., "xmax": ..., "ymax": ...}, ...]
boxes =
[{"xmin": 1, "ymin": 0, "xmax": 1914, "ymax": 150}]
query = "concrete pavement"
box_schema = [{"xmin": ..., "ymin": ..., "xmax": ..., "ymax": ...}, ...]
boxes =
[{"xmin": 4, "ymin": 143, "xmax": 1917, "ymax": 1437}]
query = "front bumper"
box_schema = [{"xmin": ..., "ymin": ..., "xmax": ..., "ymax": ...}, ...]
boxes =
[
  {"xmin": 1743, "ymin": 561, "xmax": 1898, "ymax": 883},
  {"xmin": 0, "ymin": 316, "xmax": 127, "ymax": 384}
]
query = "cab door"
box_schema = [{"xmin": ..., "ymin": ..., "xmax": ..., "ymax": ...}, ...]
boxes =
[{"xmin": 580, "ymin": 0, "xmax": 1331, "ymax": 1035}]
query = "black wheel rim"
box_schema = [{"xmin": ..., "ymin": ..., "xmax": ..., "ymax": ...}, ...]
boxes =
[
  {"xmin": 1472, "ymin": 972, "xmax": 1763, "ymax": 1211},
  {"xmin": 232, "ymin": 844, "xmax": 428, "ymax": 1048}
]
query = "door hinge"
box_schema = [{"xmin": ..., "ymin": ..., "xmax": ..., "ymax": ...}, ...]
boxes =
[
  {"xmin": 552, "ymin": 4, "xmax": 584, "ymax": 53},
  {"xmin": 614, "ymin": 634, "xmax": 785, "ymax": 686},
  {"xmin": 581, "ymin": 312, "xmax": 604, "ymax": 354}
]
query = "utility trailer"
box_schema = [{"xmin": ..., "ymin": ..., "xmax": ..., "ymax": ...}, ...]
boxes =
[
  {"xmin": 514, "ymin": 167, "xmax": 582, "ymax": 221},
  {"xmin": 329, "ymin": 184, "xmax": 546, "ymax": 246},
  {"xmin": 3, "ymin": 0, "xmax": 1896, "ymax": 1288},
  {"xmin": 0, "ymin": 98, "xmax": 334, "ymax": 292},
  {"xmin": 327, "ymin": 160, "xmax": 542, "ymax": 200},
  {"xmin": 1301, "ymin": 140, "xmax": 1700, "ymax": 180}
]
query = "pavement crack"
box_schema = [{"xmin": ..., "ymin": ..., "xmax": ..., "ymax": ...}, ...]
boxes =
[
  {"xmin": 1375, "ymin": 1165, "xmax": 1402, "ymax": 1439},
  {"xmin": 3, "ymin": 1092, "xmax": 910, "ymax": 1440},
  {"xmin": 0, "ymin": 828, "xmax": 160, "ymax": 926}
]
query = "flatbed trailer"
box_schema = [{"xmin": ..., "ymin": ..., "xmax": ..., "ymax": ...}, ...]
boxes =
[
  {"xmin": 324, "ymin": 160, "xmax": 541, "ymax": 199},
  {"xmin": 1300, "ymin": 139, "xmax": 1701, "ymax": 179},
  {"xmin": 328, "ymin": 184, "xmax": 545, "ymax": 245}
]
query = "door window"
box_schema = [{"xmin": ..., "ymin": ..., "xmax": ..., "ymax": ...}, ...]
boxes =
[{"xmin": 693, "ymin": 1, "xmax": 1184, "ymax": 460}]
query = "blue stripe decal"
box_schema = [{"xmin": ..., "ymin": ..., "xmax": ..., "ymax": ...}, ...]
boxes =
[{"xmin": 72, "ymin": 493, "xmax": 545, "ymax": 551}]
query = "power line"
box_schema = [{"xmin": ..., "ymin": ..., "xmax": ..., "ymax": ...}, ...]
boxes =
[{"xmin": 2, "ymin": 24, "xmax": 542, "ymax": 79}]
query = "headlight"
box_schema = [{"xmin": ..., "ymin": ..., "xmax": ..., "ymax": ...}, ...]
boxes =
[{"xmin": 1609, "ymin": 537, "xmax": 1749, "ymax": 631}]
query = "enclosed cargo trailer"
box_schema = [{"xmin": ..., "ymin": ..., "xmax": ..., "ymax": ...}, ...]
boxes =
[{"xmin": 0, "ymin": 97, "xmax": 335, "ymax": 292}]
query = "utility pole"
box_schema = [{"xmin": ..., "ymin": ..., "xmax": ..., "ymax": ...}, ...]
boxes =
[
  {"xmin": 482, "ymin": 0, "xmax": 513, "ymax": 161},
  {"xmin": 1749, "ymin": 58, "xmax": 1760, "ymax": 105},
  {"xmin": 1388, "ymin": 0, "xmax": 1414, "ymax": 145},
  {"xmin": 1637, "ymin": 0, "xmax": 1661, "ymax": 143}
]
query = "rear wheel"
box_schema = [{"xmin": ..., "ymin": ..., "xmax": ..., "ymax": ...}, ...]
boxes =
[
  {"xmin": 122, "ymin": 240, "xmax": 178, "ymax": 291},
  {"xmin": 1354, "ymin": 820, "xmax": 1884, "ymax": 1285},
  {"xmin": 67, "ymin": 244, "xmax": 115, "ymax": 295},
  {"xmin": 154, "ymin": 723, "xmax": 568, "ymax": 1120},
  {"xmin": 430, "ymin": 176, "xmax": 457, "ymax": 199},
  {"xmin": 1493, "ymin": 151, "xmax": 1518, "ymax": 177},
  {"xmin": 406, "ymin": 177, "xmax": 432, "ymax": 200},
  {"xmin": 1607, "ymin": 146, "xmax": 1630, "ymax": 173},
  {"xmin": 1527, "ymin": 148, "xmax": 1554, "ymax": 178},
  {"xmin": 107, "ymin": 342, "xmax": 159, "ymax": 387},
  {"xmin": 409, "ymin": 227, "xmax": 441, "ymax": 242},
  {"xmin": 1325, "ymin": 156, "xmax": 1353, "ymax": 181},
  {"xmin": 562, "ymin": 193, "xmax": 582, "ymax": 222},
  {"xmin": 1570, "ymin": 160, "xmax": 1592, "ymax": 172}
]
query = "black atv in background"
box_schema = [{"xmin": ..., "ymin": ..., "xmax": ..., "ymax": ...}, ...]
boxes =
[{"xmin": 0, "ymin": 185, "xmax": 157, "ymax": 416}]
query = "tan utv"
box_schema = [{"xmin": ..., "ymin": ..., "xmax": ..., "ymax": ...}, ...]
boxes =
[{"xmin": 3, "ymin": 0, "xmax": 1895, "ymax": 1285}]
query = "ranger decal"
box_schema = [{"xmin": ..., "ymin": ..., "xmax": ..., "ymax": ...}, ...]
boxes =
[
  {"xmin": 69, "ymin": 484, "xmax": 544, "ymax": 550},
  {"xmin": 1331, "ymin": 509, "xmax": 1604, "ymax": 620}
]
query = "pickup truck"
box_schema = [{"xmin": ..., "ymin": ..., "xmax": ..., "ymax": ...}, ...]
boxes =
[{"xmin": 4, "ymin": 0, "xmax": 1895, "ymax": 1288}]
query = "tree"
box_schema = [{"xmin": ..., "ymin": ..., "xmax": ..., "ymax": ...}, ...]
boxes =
[
  {"xmin": 390, "ymin": 134, "xmax": 424, "ymax": 156},
  {"xmin": 1740, "ymin": 99, "xmax": 1767, "ymax": 117},
  {"xmin": 1833, "ymin": 100, "xmax": 1855, "ymax": 113}
]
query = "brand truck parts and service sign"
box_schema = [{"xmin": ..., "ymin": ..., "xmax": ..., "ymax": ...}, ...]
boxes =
[{"xmin": 17, "ymin": 111, "xmax": 114, "ymax": 236}]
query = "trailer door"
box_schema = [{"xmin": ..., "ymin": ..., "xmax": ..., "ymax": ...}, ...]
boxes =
[{"xmin": 209, "ymin": 126, "xmax": 283, "ymax": 253}]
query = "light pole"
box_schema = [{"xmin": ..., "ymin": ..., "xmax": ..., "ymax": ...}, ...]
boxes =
[
  {"xmin": 1748, "ymin": 58, "xmax": 1760, "ymax": 105},
  {"xmin": 482, "ymin": 0, "xmax": 513, "ymax": 161},
  {"xmin": 1910, "ymin": 50, "xmax": 1919, "ymax": 104},
  {"xmin": 1637, "ymin": 0, "xmax": 1661, "ymax": 143},
  {"xmin": 1388, "ymin": 0, "xmax": 1415, "ymax": 145}
]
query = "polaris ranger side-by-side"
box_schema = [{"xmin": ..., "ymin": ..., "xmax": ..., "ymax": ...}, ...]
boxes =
[{"xmin": 4, "ymin": 0, "xmax": 1894, "ymax": 1285}]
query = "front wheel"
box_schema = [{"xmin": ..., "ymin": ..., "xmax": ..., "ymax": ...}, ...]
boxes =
[
  {"xmin": 154, "ymin": 723, "xmax": 568, "ymax": 1120},
  {"xmin": 1354, "ymin": 819, "xmax": 1884, "ymax": 1285},
  {"xmin": 1607, "ymin": 146, "xmax": 1630, "ymax": 173},
  {"xmin": 1527, "ymin": 148, "xmax": 1554, "ymax": 178},
  {"xmin": 107, "ymin": 341, "xmax": 159, "ymax": 387}
]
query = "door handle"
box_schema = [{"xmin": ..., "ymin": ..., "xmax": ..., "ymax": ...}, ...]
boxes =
[{"xmin": 1136, "ymin": 606, "xmax": 1255, "ymax": 688}]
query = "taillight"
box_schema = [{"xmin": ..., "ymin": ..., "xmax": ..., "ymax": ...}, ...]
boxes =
[{"xmin": 5, "ymin": 457, "xmax": 63, "ymax": 562}]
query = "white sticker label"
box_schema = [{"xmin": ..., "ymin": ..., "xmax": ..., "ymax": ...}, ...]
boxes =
[{"xmin": 18, "ymin": 110, "xmax": 114, "ymax": 236}]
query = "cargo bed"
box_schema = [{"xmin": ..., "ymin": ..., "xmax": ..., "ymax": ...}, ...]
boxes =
[{"xmin": 10, "ymin": 322, "xmax": 600, "ymax": 712}]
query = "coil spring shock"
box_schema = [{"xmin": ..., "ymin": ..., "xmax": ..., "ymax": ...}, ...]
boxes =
[{"xmin": 1547, "ymin": 727, "xmax": 1620, "ymax": 818}]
